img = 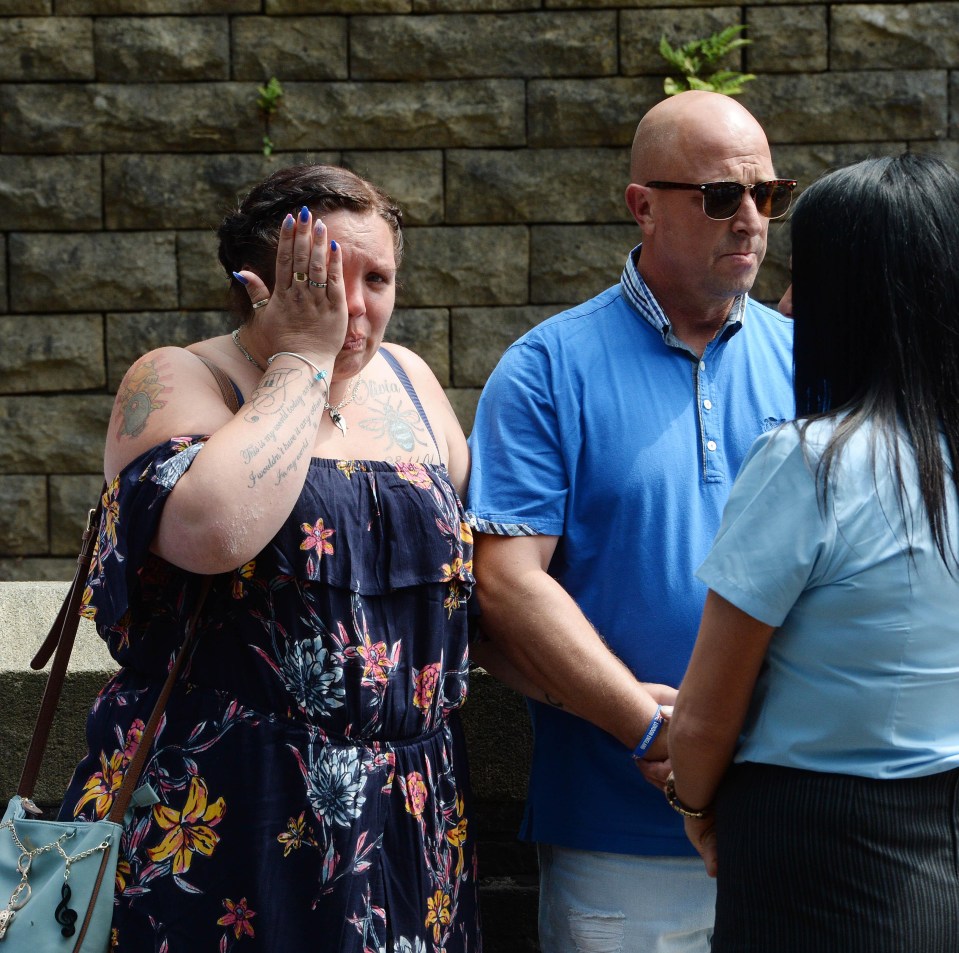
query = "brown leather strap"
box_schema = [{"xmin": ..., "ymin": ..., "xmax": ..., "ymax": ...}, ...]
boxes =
[
  {"xmin": 196, "ymin": 355, "xmax": 241, "ymax": 414},
  {"xmin": 108, "ymin": 577, "xmax": 212, "ymax": 823},
  {"xmin": 72, "ymin": 841, "xmax": 114, "ymax": 953},
  {"xmin": 63, "ymin": 585, "xmax": 209, "ymax": 951},
  {"xmin": 19, "ymin": 573, "xmax": 213, "ymax": 807},
  {"xmin": 30, "ymin": 493, "xmax": 104, "ymax": 672},
  {"xmin": 19, "ymin": 497, "xmax": 105, "ymax": 797}
]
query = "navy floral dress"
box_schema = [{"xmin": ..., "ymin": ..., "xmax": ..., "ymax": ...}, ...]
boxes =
[{"xmin": 61, "ymin": 439, "xmax": 480, "ymax": 953}]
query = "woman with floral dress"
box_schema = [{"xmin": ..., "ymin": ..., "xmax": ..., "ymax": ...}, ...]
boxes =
[{"xmin": 60, "ymin": 165, "xmax": 481, "ymax": 953}]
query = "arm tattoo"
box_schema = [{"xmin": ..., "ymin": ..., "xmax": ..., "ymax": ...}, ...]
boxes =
[
  {"xmin": 242, "ymin": 366, "xmax": 304, "ymax": 423},
  {"xmin": 243, "ymin": 369, "xmax": 327, "ymax": 488},
  {"xmin": 115, "ymin": 358, "xmax": 168, "ymax": 439}
]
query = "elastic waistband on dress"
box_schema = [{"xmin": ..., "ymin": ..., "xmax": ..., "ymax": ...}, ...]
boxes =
[{"xmin": 118, "ymin": 669, "xmax": 457, "ymax": 748}]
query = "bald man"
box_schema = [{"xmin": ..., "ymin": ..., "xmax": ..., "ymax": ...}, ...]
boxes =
[{"xmin": 467, "ymin": 92, "xmax": 796, "ymax": 952}]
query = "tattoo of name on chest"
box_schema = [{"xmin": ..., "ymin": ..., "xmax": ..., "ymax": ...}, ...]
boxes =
[
  {"xmin": 115, "ymin": 356, "xmax": 171, "ymax": 439},
  {"xmin": 352, "ymin": 376, "xmax": 402, "ymax": 407}
]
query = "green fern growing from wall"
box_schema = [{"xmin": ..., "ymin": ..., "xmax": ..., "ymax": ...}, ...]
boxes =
[
  {"xmin": 257, "ymin": 76, "xmax": 285, "ymax": 156},
  {"xmin": 659, "ymin": 26, "xmax": 756, "ymax": 96}
]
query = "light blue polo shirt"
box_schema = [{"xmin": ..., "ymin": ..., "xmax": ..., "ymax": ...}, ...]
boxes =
[
  {"xmin": 467, "ymin": 246, "xmax": 794, "ymax": 856},
  {"xmin": 698, "ymin": 418, "xmax": 959, "ymax": 779}
]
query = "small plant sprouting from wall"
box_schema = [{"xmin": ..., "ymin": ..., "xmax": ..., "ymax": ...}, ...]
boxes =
[
  {"xmin": 659, "ymin": 26, "xmax": 756, "ymax": 96},
  {"xmin": 257, "ymin": 76, "xmax": 284, "ymax": 156}
]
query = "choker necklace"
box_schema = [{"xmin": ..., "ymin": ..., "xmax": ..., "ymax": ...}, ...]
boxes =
[
  {"xmin": 326, "ymin": 376, "xmax": 362, "ymax": 436},
  {"xmin": 231, "ymin": 329, "xmax": 265, "ymax": 371}
]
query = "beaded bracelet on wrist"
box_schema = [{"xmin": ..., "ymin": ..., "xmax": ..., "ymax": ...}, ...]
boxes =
[{"xmin": 664, "ymin": 772, "xmax": 712, "ymax": 819}]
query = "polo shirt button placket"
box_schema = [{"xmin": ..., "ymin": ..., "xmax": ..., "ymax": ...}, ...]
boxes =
[{"xmin": 698, "ymin": 361, "xmax": 721, "ymax": 479}]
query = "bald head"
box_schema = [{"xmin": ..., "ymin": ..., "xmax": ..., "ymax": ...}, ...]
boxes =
[{"xmin": 630, "ymin": 91, "xmax": 772, "ymax": 185}]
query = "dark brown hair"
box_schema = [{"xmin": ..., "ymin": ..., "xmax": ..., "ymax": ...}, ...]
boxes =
[{"xmin": 217, "ymin": 164, "xmax": 404, "ymax": 324}]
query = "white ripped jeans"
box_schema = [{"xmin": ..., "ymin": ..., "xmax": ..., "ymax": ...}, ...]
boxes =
[{"xmin": 537, "ymin": 844, "xmax": 715, "ymax": 953}]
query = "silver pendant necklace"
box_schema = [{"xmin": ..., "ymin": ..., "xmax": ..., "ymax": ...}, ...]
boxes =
[
  {"xmin": 232, "ymin": 329, "xmax": 359, "ymax": 438},
  {"xmin": 325, "ymin": 376, "xmax": 361, "ymax": 436},
  {"xmin": 231, "ymin": 329, "xmax": 265, "ymax": 371}
]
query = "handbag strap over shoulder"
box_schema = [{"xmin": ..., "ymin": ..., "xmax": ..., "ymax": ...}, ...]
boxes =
[
  {"xmin": 196, "ymin": 354, "xmax": 241, "ymax": 414},
  {"xmin": 31, "ymin": 494, "xmax": 104, "ymax": 674},
  {"xmin": 108, "ymin": 576, "xmax": 211, "ymax": 823},
  {"xmin": 17, "ymin": 563, "xmax": 212, "ymax": 809},
  {"xmin": 18, "ymin": 494, "xmax": 106, "ymax": 798},
  {"xmin": 17, "ymin": 355, "xmax": 237, "ymax": 807}
]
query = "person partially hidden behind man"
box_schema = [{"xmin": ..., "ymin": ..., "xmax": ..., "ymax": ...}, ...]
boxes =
[{"xmin": 466, "ymin": 91, "xmax": 797, "ymax": 952}]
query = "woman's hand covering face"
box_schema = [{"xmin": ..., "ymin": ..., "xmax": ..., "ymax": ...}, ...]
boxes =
[{"xmin": 232, "ymin": 206, "xmax": 350, "ymax": 365}]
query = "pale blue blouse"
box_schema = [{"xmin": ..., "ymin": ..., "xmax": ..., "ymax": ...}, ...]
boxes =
[{"xmin": 698, "ymin": 418, "xmax": 959, "ymax": 779}]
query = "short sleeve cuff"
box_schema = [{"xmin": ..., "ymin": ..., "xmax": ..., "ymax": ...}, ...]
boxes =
[
  {"xmin": 466, "ymin": 513, "xmax": 538, "ymax": 537},
  {"xmin": 695, "ymin": 564, "xmax": 790, "ymax": 628},
  {"xmin": 84, "ymin": 436, "xmax": 209, "ymax": 628}
]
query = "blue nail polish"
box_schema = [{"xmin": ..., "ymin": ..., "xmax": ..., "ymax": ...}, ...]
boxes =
[
  {"xmin": 299, "ymin": 205, "xmax": 310, "ymax": 222},
  {"xmin": 330, "ymin": 240, "xmax": 338, "ymax": 251},
  {"xmin": 283, "ymin": 213, "xmax": 294, "ymax": 229},
  {"xmin": 232, "ymin": 271, "xmax": 248, "ymax": 285}
]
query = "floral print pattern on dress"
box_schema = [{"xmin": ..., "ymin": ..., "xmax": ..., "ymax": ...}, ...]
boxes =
[
  {"xmin": 148, "ymin": 776, "xmax": 227, "ymax": 875},
  {"xmin": 278, "ymin": 636, "xmax": 345, "ymax": 719},
  {"xmin": 277, "ymin": 811, "xmax": 317, "ymax": 857},
  {"xmin": 217, "ymin": 897, "xmax": 256, "ymax": 942},
  {"xmin": 61, "ymin": 441, "xmax": 479, "ymax": 952},
  {"xmin": 300, "ymin": 518, "xmax": 335, "ymax": 576}
]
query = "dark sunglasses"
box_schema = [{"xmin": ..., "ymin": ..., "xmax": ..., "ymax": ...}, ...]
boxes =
[{"xmin": 644, "ymin": 179, "xmax": 798, "ymax": 221}]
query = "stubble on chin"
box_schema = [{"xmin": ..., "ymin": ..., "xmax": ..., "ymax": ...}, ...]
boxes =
[{"xmin": 712, "ymin": 259, "xmax": 761, "ymax": 301}]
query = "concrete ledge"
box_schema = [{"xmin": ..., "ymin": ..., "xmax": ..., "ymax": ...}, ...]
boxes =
[
  {"xmin": 1, "ymin": 581, "xmax": 117, "ymax": 804},
  {"xmin": 2, "ymin": 580, "xmax": 114, "ymax": 671}
]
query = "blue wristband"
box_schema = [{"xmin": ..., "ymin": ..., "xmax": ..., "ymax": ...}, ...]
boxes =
[{"xmin": 631, "ymin": 705, "xmax": 665, "ymax": 762}]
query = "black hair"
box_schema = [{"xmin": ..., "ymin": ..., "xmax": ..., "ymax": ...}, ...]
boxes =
[
  {"xmin": 217, "ymin": 164, "xmax": 404, "ymax": 324},
  {"xmin": 790, "ymin": 152, "xmax": 959, "ymax": 568}
]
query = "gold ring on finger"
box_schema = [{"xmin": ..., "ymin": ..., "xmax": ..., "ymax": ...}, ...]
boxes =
[
  {"xmin": 293, "ymin": 272, "xmax": 308, "ymax": 282},
  {"xmin": 252, "ymin": 298, "xmax": 270, "ymax": 310},
  {"xmin": 308, "ymin": 280, "xmax": 327, "ymax": 289}
]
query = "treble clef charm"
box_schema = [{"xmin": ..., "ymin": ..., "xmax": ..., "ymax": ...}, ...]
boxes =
[{"xmin": 54, "ymin": 882, "xmax": 77, "ymax": 938}]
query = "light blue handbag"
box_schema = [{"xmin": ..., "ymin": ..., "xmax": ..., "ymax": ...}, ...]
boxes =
[
  {"xmin": 0, "ymin": 796, "xmax": 122, "ymax": 950},
  {"xmin": 0, "ymin": 502, "xmax": 210, "ymax": 951}
]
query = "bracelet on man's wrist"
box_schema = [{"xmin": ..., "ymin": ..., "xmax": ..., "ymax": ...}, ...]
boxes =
[
  {"xmin": 664, "ymin": 772, "xmax": 712, "ymax": 819},
  {"xmin": 631, "ymin": 704, "xmax": 667, "ymax": 762}
]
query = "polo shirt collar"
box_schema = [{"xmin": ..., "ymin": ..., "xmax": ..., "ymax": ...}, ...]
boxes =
[{"xmin": 620, "ymin": 244, "xmax": 748, "ymax": 341}]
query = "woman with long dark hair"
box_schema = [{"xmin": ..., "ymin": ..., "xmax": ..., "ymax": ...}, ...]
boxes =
[{"xmin": 667, "ymin": 152, "xmax": 959, "ymax": 951}]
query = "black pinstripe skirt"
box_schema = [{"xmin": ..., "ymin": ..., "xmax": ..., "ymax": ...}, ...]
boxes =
[{"xmin": 711, "ymin": 761, "xmax": 959, "ymax": 953}]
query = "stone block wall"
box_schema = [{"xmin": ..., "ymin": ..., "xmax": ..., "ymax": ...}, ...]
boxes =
[{"xmin": 0, "ymin": 0, "xmax": 955, "ymax": 585}]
